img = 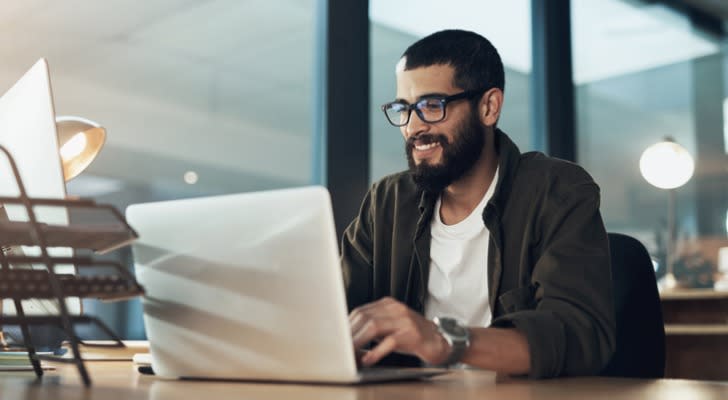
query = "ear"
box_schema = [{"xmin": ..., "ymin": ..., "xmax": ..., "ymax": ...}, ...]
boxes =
[{"xmin": 478, "ymin": 88, "xmax": 504, "ymax": 127}]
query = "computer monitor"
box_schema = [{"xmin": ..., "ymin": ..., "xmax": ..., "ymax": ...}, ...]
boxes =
[{"xmin": 0, "ymin": 58, "xmax": 81, "ymax": 315}]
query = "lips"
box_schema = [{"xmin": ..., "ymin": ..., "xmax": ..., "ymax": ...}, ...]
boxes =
[
  {"xmin": 407, "ymin": 134, "xmax": 446, "ymax": 160},
  {"xmin": 409, "ymin": 134, "xmax": 442, "ymax": 146},
  {"xmin": 414, "ymin": 141, "xmax": 440, "ymax": 151}
]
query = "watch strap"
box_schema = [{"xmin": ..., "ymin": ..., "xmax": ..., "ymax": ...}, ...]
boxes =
[{"xmin": 441, "ymin": 336, "xmax": 467, "ymax": 367}]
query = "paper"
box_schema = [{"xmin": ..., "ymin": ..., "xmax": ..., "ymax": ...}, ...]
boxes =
[
  {"xmin": 0, "ymin": 351, "xmax": 55, "ymax": 371},
  {"xmin": 60, "ymin": 340, "xmax": 149, "ymax": 361},
  {"xmin": 132, "ymin": 353, "xmax": 152, "ymax": 366}
]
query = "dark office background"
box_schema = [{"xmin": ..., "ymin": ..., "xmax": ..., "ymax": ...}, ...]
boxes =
[{"xmin": 0, "ymin": 0, "xmax": 725, "ymax": 339}]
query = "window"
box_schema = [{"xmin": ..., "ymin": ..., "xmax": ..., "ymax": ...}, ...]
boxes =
[
  {"xmin": 573, "ymin": 0, "xmax": 727, "ymax": 287},
  {"xmin": 0, "ymin": 1, "xmax": 317, "ymax": 338}
]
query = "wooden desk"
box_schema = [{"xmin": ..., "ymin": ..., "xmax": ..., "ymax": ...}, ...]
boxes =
[
  {"xmin": 661, "ymin": 289, "xmax": 728, "ymax": 380},
  {"xmin": 1, "ymin": 362, "xmax": 727, "ymax": 400}
]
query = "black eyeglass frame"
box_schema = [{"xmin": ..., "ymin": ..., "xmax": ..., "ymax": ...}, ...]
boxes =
[{"xmin": 380, "ymin": 89, "xmax": 487, "ymax": 127}]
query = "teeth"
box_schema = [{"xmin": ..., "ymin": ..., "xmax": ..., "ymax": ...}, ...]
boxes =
[{"xmin": 415, "ymin": 142, "xmax": 440, "ymax": 151}]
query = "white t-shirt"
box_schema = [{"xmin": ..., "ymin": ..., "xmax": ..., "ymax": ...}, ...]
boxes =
[{"xmin": 424, "ymin": 169, "xmax": 499, "ymax": 327}]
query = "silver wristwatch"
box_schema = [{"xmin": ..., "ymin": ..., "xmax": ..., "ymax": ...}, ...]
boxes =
[{"xmin": 433, "ymin": 317, "xmax": 470, "ymax": 367}]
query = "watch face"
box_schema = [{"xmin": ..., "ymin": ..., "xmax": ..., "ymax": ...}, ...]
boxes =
[
  {"xmin": 450, "ymin": 324, "xmax": 468, "ymax": 337},
  {"xmin": 439, "ymin": 317, "xmax": 469, "ymax": 340}
]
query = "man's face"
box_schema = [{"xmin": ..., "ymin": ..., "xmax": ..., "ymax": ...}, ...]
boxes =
[{"xmin": 395, "ymin": 62, "xmax": 486, "ymax": 192}]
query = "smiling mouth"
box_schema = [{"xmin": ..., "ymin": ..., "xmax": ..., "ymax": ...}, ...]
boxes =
[
  {"xmin": 408, "ymin": 135, "xmax": 445, "ymax": 161},
  {"xmin": 414, "ymin": 142, "xmax": 440, "ymax": 151},
  {"xmin": 409, "ymin": 134, "xmax": 445, "ymax": 148}
]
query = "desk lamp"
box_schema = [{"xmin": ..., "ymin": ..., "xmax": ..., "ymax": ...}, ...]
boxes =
[
  {"xmin": 639, "ymin": 137, "xmax": 694, "ymax": 291},
  {"xmin": 55, "ymin": 116, "xmax": 106, "ymax": 181}
]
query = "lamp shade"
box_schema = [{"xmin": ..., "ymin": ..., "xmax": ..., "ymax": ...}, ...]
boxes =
[
  {"xmin": 56, "ymin": 116, "xmax": 106, "ymax": 181},
  {"xmin": 639, "ymin": 139, "xmax": 694, "ymax": 190}
]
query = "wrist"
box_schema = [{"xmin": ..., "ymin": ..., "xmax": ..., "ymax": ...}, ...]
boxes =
[{"xmin": 433, "ymin": 317, "xmax": 470, "ymax": 367}]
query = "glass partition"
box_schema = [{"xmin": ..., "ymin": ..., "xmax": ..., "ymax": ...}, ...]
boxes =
[
  {"xmin": 0, "ymin": 1, "xmax": 317, "ymax": 338},
  {"xmin": 572, "ymin": 0, "xmax": 728, "ymax": 288}
]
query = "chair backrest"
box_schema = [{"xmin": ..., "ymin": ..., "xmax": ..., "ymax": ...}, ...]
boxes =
[{"xmin": 602, "ymin": 233, "xmax": 665, "ymax": 378}]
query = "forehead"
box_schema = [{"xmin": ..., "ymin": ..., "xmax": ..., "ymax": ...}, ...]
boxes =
[{"xmin": 395, "ymin": 61, "xmax": 459, "ymax": 101}]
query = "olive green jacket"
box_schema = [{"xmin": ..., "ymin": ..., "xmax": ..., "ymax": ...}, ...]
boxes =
[{"xmin": 341, "ymin": 129, "xmax": 616, "ymax": 378}]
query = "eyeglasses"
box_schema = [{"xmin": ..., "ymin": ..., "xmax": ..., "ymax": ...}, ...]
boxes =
[{"xmin": 380, "ymin": 89, "xmax": 486, "ymax": 127}]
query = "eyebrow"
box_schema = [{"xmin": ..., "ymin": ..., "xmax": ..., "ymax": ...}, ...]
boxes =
[{"xmin": 394, "ymin": 92, "xmax": 451, "ymax": 104}]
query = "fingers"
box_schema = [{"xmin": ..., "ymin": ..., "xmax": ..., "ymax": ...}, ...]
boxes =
[
  {"xmin": 354, "ymin": 347, "xmax": 368, "ymax": 368},
  {"xmin": 349, "ymin": 297, "xmax": 401, "ymax": 323},
  {"xmin": 349, "ymin": 297, "xmax": 409, "ymax": 363},
  {"xmin": 349, "ymin": 297, "xmax": 408, "ymax": 347},
  {"xmin": 361, "ymin": 335, "xmax": 397, "ymax": 367},
  {"xmin": 357, "ymin": 315, "xmax": 446, "ymax": 366},
  {"xmin": 350, "ymin": 297, "xmax": 440, "ymax": 366},
  {"xmin": 351, "ymin": 315, "xmax": 401, "ymax": 349}
]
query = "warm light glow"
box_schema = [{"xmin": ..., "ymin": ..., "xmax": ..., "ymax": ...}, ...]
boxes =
[
  {"xmin": 639, "ymin": 141, "xmax": 694, "ymax": 189},
  {"xmin": 184, "ymin": 171, "xmax": 198, "ymax": 184},
  {"xmin": 720, "ymin": 246, "xmax": 728, "ymax": 273},
  {"xmin": 59, "ymin": 132, "xmax": 87, "ymax": 162}
]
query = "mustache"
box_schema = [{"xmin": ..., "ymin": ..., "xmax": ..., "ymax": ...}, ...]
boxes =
[{"xmin": 406, "ymin": 134, "xmax": 448, "ymax": 148}]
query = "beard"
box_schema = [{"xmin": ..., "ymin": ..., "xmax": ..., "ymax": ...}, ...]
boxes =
[{"xmin": 405, "ymin": 110, "xmax": 486, "ymax": 193}]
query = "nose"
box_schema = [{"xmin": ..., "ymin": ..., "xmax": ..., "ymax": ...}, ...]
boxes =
[{"xmin": 402, "ymin": 109, "xmax": 429, "ymax": 140}]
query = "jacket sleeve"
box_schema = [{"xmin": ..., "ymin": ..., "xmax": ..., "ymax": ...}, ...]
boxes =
[
  {"xmin": 340, "ymin": 186, "xmax": 376, "ymax": 312},
  {"xmin": 491, "ymin": 167, "xmax": 616, "ymax": 378}
]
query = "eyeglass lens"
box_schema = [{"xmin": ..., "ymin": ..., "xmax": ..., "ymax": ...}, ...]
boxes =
[{"xmin": 385, "ymin": 98, "xmax": 445, "ymax": 126}]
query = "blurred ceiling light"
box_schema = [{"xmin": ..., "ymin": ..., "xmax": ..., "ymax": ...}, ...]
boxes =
[
  {"xmin": 56, "ymin": 116, "xmax": 106, "ymax": 182},
  {"xmin": 184, "ymin": 171, "xmax": 199, "ymax": 185}
]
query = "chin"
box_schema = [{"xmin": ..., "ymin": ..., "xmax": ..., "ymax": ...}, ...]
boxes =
[{"xmin": 416, "ymin": 157, "xmax": 443, "ymax": 166}]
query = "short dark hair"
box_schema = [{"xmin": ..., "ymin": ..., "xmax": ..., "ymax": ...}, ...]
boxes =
[{"xmin": 402, "ymin": 29, "xmax": 505, "ymax": 94}]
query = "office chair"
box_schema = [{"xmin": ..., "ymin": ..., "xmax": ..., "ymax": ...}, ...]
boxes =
[{"xmin": 602, "ymin": 232, "xmax": 666, "ymax": 378}]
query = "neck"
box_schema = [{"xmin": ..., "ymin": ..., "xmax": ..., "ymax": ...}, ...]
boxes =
[{"xmin": 439, "ymin": 132, "xmax": 498, "ymax": 225}]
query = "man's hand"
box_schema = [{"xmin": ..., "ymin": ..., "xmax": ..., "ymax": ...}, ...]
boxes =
[{"xmin": 349, "ymin": 297, "xmax": 451, "ymax": 367}]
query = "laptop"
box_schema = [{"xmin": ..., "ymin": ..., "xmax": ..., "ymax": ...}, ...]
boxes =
[{"xmin": 126, "ymin": 186, "xmax": 446, "ymax": 383}]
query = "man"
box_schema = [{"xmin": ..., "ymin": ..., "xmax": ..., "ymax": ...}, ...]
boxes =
[{"xmin": 341, "ymin": 29, "xmax": 615, "ymax": 378}]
